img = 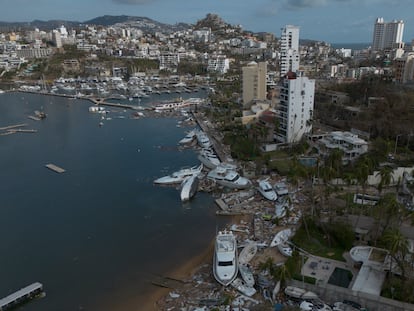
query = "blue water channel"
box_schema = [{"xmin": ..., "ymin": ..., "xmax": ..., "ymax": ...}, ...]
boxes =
[{"xmin": 0, "ymin": 92, "xmax": 226, "ymax": 310}]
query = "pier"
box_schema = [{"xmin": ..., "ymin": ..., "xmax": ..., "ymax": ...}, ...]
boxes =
[
  {"xmin": 192, "ymin": 112, "xmax": 227, "ymax": 163},
  {"xmin": 0, "ymin": 282, "xmax": 44, "ymax": 311},
  {"xmin": 0, "ymin": 124, "xmax": 37, "ymax": 135},
  {"xmin": 45, "ymin": 163, "xmax": 66, "ymax": 173}
]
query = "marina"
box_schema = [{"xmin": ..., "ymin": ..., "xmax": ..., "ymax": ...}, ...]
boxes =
[{"xmin": 0, "ymin": 91, "xmax": 219, "ymax": 311}]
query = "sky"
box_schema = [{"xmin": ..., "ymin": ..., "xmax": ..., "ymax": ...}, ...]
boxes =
[{"xmin": 1, "ymin": 0, "xmax": 414, "ymax": 43}]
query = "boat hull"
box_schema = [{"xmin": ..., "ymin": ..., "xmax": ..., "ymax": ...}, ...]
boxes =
[
  {"xmin": 180, "ymin": 175, "xmax": 199, "ymax": 201},
  {"xmin": 213, "ymin": 231, "xmax": 238, "ymax": 286}
]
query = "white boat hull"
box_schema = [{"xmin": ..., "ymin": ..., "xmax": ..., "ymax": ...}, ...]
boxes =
[
  {"xmin": 213, "ymin": 231, "xmax": 238, "ymax": 286},
  {"xmin": 231, "ymin": 277, "xmax": 256, "ymax": 297},
  {"xmin": 180, "ymin": 175, "xmax": 199, "ymax": 201}
]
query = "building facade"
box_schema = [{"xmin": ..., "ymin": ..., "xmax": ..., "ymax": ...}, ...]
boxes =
[
  {"xmin": 372, "ymin": 18, "xmax": 404, "ymax": 51},
  {"xmin": 280, "ymin": 25, "xmax": 300, "ymax": 76},
  {"xmin": 242, "ymin": 61, "xmax": 267, "ymax": 106},
  {"xmin": 276, "ymin": 71, "xmax": 314, "ymax": 144},
  {"xmin": 207, "ymin": 55, "xmax": 230, "ymax": 74}
]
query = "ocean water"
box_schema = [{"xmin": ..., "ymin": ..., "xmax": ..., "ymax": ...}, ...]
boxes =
[
  {"xmin": 0, "ymin": 92, "xmax": 225, "ymax": 310},
  {"xmin": 330, "ymin": 42, "xmax": 371, "ymax": 50}
]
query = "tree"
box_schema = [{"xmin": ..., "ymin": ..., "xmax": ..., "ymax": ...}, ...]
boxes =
[
  {"xmin": 382, "ymin": 228, "xmax": 409, "ymax": 278},
  {"xmin": 376, "ymin": 165, "xmax": 394, "ymax": 195}
]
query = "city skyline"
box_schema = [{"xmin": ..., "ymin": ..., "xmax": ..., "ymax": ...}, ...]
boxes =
[{"xmin": 1, "ymin": 0, "xmax": 414, "ymax": 44}]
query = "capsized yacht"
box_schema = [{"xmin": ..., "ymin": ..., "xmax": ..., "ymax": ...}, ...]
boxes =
[{"xmin": 154, "ymin": 164, "xmax": 203, "ymax": 185}]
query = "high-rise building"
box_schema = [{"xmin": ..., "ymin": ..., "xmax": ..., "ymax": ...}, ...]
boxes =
[
  {"xmin": 280, "ymin": 25, "xmax": 300, "ymax": 76},
  {"xmin": 242, "ymin": 61, "xmax": 267, "ymax": 106},
  {"xmin": 276, "ymin": 71, "xmax": 315, "ymax": 144},
  {"xmin": 372, "ymin": 18, "xmax": 404, "ymax": 51}
]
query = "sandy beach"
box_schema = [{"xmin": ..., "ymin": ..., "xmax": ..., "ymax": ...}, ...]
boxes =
[{"xmin": 140, "ymin": 239, "xmax": 215, "ymax": 310}]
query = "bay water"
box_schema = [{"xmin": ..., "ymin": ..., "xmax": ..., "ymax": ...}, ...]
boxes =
[{"xmin": 0, "ymin": 92, "xmax": 226, "ymax": 310}]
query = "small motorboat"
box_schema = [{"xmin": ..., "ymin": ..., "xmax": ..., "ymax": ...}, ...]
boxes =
[
  {"xmin": 284, "ymin": 286, "xmax": 319, "ymax": 300},
  {"xmin": 239, "ymin": 264, "xmax": 255, "ymax": 287},
  {"xmin": 238, "ymin": 242, "xmax": 257, "ymax": 265},
  {"xmin": 257, "ymin": 179, "xmax": 277, "ymax": 201},
  {"xmin": 231, "ymin": 277, "xmax": 256, "ymax": 297},
  {"xmin": 270, "ymin": 228, "xmax": 292, "ymax": 247}
]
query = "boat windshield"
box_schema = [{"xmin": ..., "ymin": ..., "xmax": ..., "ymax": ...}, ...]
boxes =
[
  {"xmin": 229, "ymin": 174, "xmax": 240, "ymax": 182},
  {"xmin": 218, "ymin": 260, "xmax": 234, "ymax": 266}
]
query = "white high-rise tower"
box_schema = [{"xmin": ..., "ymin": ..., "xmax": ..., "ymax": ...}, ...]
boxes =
[
  {"xmin": 276, "ymin": 71, "xmax": 315, "ymax": 144},
  {"xmin": 372, "ymin": 18, "xmax": 404, "ymax": 51},
  {"xmin": 280, "ymin": 25, "xmax": 300, "ymax": 76}
]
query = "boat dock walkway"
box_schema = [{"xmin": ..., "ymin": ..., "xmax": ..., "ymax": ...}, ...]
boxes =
[
  {"xmin": 45, "ymin": 164, "xmax": 66, "ymax": 173},
  {"xmin": 0, "ymin": 124, "xmax": 37, "ymax": 135},
  {"xmin": 0, "ymin": 282, "xmax": 44, "ymax": 311},
  {"xmin": 192, "ymin": 112, "xmax": 228, "ymax": 163}
]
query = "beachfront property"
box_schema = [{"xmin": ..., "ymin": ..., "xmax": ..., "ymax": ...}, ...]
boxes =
[
  {"xmin": 349, "ymin": 246, "xmax": 398, "ymax": 296},
  {"xmin": 310, "ymin": 131, "xmax": 368, "ymax": 164}
]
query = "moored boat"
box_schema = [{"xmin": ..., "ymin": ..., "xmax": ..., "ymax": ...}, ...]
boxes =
[
  {"xmin": 196, "ymin": 130, "xmax": 212, "ymax": 148},
  {"xmin": 197, "ymin": 148, "xmax": 221, "ymax": 169},
  {"xmin": 178, "ymin": 129, "xmax": 196, "ymax": 145},
  {"xmin": 213, "ymin": 230, "xmax": 238, "ymax": 286}
]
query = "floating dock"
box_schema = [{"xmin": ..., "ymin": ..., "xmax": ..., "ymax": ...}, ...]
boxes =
[
  {"xmin": 45, "ymin": 163, "xmax": 66, "ymax": 173},
  {"xmin": 0, "ymin": 282, "xmax": 44, "ymax": 310}
]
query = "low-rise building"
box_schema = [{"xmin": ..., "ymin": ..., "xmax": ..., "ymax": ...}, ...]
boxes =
[{"xmin": 314, "ymin": 131, "xmax": 368, "ymax": 163}]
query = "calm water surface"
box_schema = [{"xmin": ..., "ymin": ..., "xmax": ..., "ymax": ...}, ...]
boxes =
[{"xmin": 0, "ymin": 92, "xmax": 225, "ymax": 310}]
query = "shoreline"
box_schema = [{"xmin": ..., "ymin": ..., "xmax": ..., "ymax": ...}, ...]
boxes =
[{"xmin": 143, "ymin": 214, "xmax": 250, "ymax": 310}]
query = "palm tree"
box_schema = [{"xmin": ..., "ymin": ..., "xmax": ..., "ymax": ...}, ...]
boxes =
[
  {"xmin": 376, "ymin": 165, "xmax": 394, "ymax": 195},
  {"xmin": 382, "ymin": 228, "xmax": 409, "ymax": 278},
  {"xmin": 372, "ymin": 193, "xmax": 402, "ymax": 244}
]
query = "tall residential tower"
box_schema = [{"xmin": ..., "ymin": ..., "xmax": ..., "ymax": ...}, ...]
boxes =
[
  {"xmin": 276, "ymin": 71, "xmax": 315, "ymax": 144},
  {"xmin": 372, "ymin": 18, "xmax": 404, "ymax": 51},
  {"xmin": 242, "ymin": 61, "xmax": 267, "ymax": 106},
  {"xmin": 279, "ymin": 25, "xmax": 300, "ymax": 76}
]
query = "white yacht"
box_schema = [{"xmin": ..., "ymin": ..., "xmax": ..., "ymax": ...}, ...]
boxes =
[
  {"xmin": 257, "ymin": 179, "xmax": 277, "ymax": 201},
  {"xmin": 180, "ymin": 174, "xmax": 199, "ymax": 202},
  {"xmin": 207, "ymin": 165, "xmax": 251, "ymax": 189},
  {"xmin": 197, "ymin": 148, "xmax": 221, "ymax": 169},
  {"xmin": 178, "ymin": 129, "xmax": 196, "ymax": 145},
  {"xmin": 213, "ymin": 230, "xmax": 238, "ymax": 286},
  {"xmin": 196, "ymin": 130, "xmax": 212, "ymax": 148},
  {"xmin": 154, "ymin": 164, "xmax": 203, "ymax": 185}
]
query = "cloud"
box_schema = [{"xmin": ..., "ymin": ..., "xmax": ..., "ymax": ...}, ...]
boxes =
[
  {"xmin": 285, "ymin": 0, "xmax": 327, "ymax": 8},
  {"xmin": 112, "ymin": 0, "xmax": 153, "ymax": 4},
  {"xmin": 283, "ymin": 0, "xmax": 354, "ymax": 9}
]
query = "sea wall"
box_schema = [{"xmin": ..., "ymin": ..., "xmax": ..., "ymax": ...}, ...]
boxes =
[{"xmin": 287, "ymin": 279, "xmax": 414, "ymax": 311}]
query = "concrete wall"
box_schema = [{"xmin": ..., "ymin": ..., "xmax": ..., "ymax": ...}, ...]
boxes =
[{"xmin": 287, "ymin": 279, "xmax": 414, "ymax": 311}]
